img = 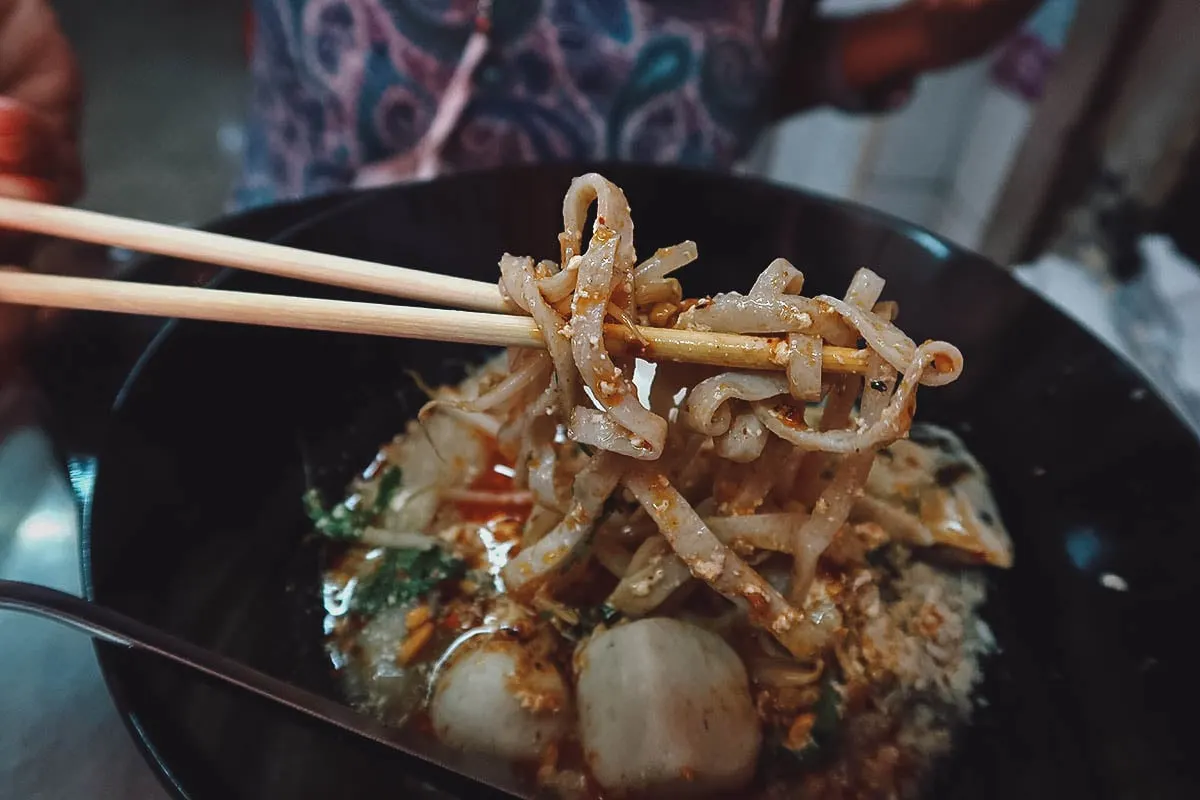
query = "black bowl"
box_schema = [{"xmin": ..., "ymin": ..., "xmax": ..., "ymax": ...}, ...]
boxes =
[{"xmin": 41, "ymin": 165, "xmax": 1200, "ymax": 799}]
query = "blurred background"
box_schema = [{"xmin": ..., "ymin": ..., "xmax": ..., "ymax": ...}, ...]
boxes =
[
  {"xmin": 48, "ymin": 0, "xmax": 1200, "ymax": 427},
  {"xmin": 3, "ymin": 0, "xmax": 1200, "ymax": 797}
]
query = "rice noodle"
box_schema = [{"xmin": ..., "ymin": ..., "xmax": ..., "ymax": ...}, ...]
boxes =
[
  {"xmin": 844, "ymin": 267, "xmax": 887, "ymax": 310},
  {"xmin": 510, "ymin": 382, "xmax": 559, "ymax": 486},
  {"xmin": 606, "ymin": 535, "xmax": 694, "ymax": 616},
  {"xmin": 568, "ymin": 235, "xmax": 667, "ymax": 459},
  {"xmin": 815, "ymin": 294, "xmax": 963, "ymax": 387},
  {"xmin": 592, "ymin": 534, "xmax": 634, "ymax": 577},
  {"xmin": 713, "ymin": 405, "xmax": 768, "ymax": 463},
  {"xmin": 456, "ymin": 351, "xmax": 553, "ymax": 414},
  {"xmin": 501, "ymin": 452, "xmax": 622, "ymax": 593},
  {"xmin": 787, "ymin": 352, "xmax": 896, "ymax": 603},
  {"xmin": 681, "ymin": 372, "xmax": 789, "ymax": 436},
  {"xmin": 722, "ymin": 436, "xmax": 795, "ymax": 516},
  {"xmin": 786, "ymin": 333, "xmax": 823, "ymax": 402},
  {"xmin": 525, "ymin": 442, "xmax": 571, "ymax": 512},
  {"xmin": 706, "ymin": 512, "xmax": 809, "ymax": 554},
  {"xmin": 623, "ymin": 466, "xmax": 828, "ymax": 659},
  {"xmin": 749, "ymin": 258, "xmax": 806, "ymax": 298},
  {"xmin": 491, "ymin": 173, "xmax": 967, "ymax": 658},
  {"xmin": 359, "ymin": 528, "xmax": 441, "ymax": 550},
  {"xmin": 559, "ymin": 172, "xmax": 636, "ymax": 277},
  {"xmin": 439, "ymin": 488, "xmax": 535, "ymax": 506},
  {"xmin": 417, "ymin": 401, "xmax": 502, "ymax": 437},
  {"xmin": 677, "ymin": 292, "xmax": 818, "ymax": 334},
  {"xmin": 754, "ymin": 341, "xmax": 950, "ymax": 455},
  {"xmin": 499, "ymin": 254, "xmax": 579, "ymax": 415},
  {"xmin": 635, "ymin": 278, "xmax": 683, "ymax": 306},
  {"xmin": 747, "ymin": 657, "xmax": 824, "ymax": 688},
  {"xmin": 633, "ymin": 241, "xmax": 696, "ymax": 288}
]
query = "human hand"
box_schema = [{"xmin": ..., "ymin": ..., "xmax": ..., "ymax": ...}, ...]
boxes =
[
  {"xmin": 0, "ymin": 0, "xmax": 82, "ymax": 205},
  {"xmin": 0, "ymin": 0, "xmax": 84, "ymax": 376}
]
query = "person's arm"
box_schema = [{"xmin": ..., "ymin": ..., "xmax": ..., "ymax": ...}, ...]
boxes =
[{"xmin": 775, "ymin": 0, "xmax": 1043, "ymax": 119}]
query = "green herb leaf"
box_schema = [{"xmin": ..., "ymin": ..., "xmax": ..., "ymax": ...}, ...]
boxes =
[
  {"xmin": 304, "ymin": 465, "xmax": 402, "ymax": 542},
  {"xmin": 578, "ymin": 603, "xmax": 622, "ymax": 634},
  {"xmin": 785, "ymin": 670, "xmax": 842, "ymax": 766},
  {"xmin": 373, "ymin": 465, "xmax": 403, "ymax": 515},
  {"xmin": 303, "ymin": 489, "xmax": 367, "ymax": 540},
  {"xmin": 811, "ymin": 671, "xmax": 841, "ymax": 742},
  {"xmin": 351, "ymin": 546, "xmax": 467, "ymax": 616}
]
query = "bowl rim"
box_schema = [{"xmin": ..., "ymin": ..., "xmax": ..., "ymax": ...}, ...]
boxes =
[{"xmin": 71, "ymin": 162, "xmax": 1200, "ymax": 799}]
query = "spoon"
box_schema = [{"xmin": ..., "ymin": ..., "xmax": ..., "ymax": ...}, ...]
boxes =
[{"xmin": 0, "ymin": 579, "xmax": 531, "ymax": 799}]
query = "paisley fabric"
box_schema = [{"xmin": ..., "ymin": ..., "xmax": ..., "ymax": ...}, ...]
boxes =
[{"xmin": 235, "ymin": 0, "xmax": 810, "ymax": 209}]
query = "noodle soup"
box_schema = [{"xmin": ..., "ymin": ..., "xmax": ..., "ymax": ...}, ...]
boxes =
[{"xmin": 307, "ymin": 175, "xmax": 1011, "ymax": 798}]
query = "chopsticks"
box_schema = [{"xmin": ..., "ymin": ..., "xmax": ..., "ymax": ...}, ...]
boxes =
[
  {"xmin": 0, "ymin": 271, "xmax": 872, "ymax": 375},
  {"xmin": 0, "ymin": 196, "xmax": 882, "ymax": 376},
  {"xmin": 0, "ymin": 196, "xmax": 507, "ymax": 313}
]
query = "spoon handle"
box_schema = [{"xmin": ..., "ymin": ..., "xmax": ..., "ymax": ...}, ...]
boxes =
[{"xmin": 0, "ymin": 579, "xmax": 526, "ymax": 799}]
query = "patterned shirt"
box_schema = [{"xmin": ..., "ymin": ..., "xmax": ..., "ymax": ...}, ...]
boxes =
[{"xmin": 235, "ymin": 0, "xmax": 810, "ymax": 209}]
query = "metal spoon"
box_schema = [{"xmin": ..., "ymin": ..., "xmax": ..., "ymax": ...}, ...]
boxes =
[{"xmin": 0, "ymin": 579, "xmax": 531, "ymax": 799}]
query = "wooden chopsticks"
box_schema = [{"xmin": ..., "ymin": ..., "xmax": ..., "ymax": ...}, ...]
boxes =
[
  {"xmin": 0, "ymin": 196, "xmax": 882, "ymax": 376},
  {"xmin": 0, "ymin": 196, "xmax": 507, "ymax": 313},
  {"xmin": 0, "ymin": 271, "xmax": 871, "ymax": 375}
]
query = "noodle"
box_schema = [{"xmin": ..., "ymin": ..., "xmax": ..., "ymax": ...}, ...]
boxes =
[{"xmin": 314, "ymin": 173, "xmax": 1012, "ymax": 800}]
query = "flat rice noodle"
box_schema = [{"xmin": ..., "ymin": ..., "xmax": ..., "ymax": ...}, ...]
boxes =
[
  {"xmin": 678, "ymin": 293, "xmax": 818, "ymax": 334},
  {"xmin": 594, "ymin": 509, "xmax": 658, "ymax": 547},
  {"xmin": 749, "ymin": 258, "xmax": 805, "ymax": 298},
  {"xmin": 633, "ymin": 241, "xmax": 697, "ymax": 286},
  {"xmin": 525, "ymin": 441, "xmax": 571, "ymax": 512},
  {"xmin": 569, "ymin": 234, "xmax": 666, "ymax": 459},
  {"xmin": 592, "ymin": 534, "xmax": 634, "ymax": 577},
  {"xmin": 570, "ymin": 409, "xmax": 658, "ymax": 461},
  {"xmin": 502, "ymin": 452, "xmax": 622, "ymax": 593},
  {"xmin": 786, "ymin": 375, "xmax": 855, "ymax": 503},
  {"xmin": 457, "ymin": 351, "xmax": 552, "ymax": 414},
  {"xmin": 706, "ymin": 512, "xmax": 808, "ymax": 554},
  {"xmin": 787, "ymin": 279, "xmax": 891, "ymax": 498},
  {"xmin": 522, "ymin": 504, "xmax": 565, "ymax": 547},
  {"xmin": 559, "ymin": 173, "xmax": 636, "ymax": 280},
  {"xmin": 788, "ymin": 455, "xmax": 872, "ymax": 604},
  {"xmin": 753, "ymin": 341, "xmax": 946, "ymax": 454},
  {"xmin": 849, "ymin": 495, "xmax": 933, "ymax": 547},
  {"xmin": 815, "ymin": 295, "xmax": 964, "ymax": 387},
  {"xmin": 788, "ymin": 354, "xmax": 894, "ymax": 603},
  {"xmin": 747, "ymin": 658, "xmax": 824, "ymax": 691},
  {"xmin": 417, "ymin": 401, "xmax": 501, "ymax": 437},
  {"xmin": 511, "ymin": 382, "xmax": 559, "ymax": 487},
  {"xmin": 622, "ymin": 466, "xmax": 828, "ymax": 659},
  {"xmin": 843, "ymin": 267, "xmax": 886, "ymax": 310},
  {"xmin": 499, "ymin": 254, "xmax": 580, "ymax": 415},
  {"xmin": 713, "ymin": 405, "xmax": 768, "ymax": 463},
  {"xmin": 873, "ymin": 299, "xmax": 899, "ymax": 322},
  {"xmin": 606, "ymin": 535, "xmax": 694, "ymax": 616},
  {"xmin": 786, "ymin": 333, "xmax": 823, "ymax": 402},
  {"xmin": 440, "ymin": 488, "xmax": 533, "ymax": 506},
  {"xmin": 670, "ymin": 433, "xmax": 716, "ymax": 499},
  {"xmin": 681, "ymin": 372, "xmax": 789, "ymax": 437},
  {"xmin": 634, "ymin": 278, "xmax": 682, "ymax": 306},
  {"xmin": 359, "ymin": 528, "xmax": 441, "ymax": 550},
  {"xmin": 723, "ymin": 436, "xmax": 794, "ymax": 515}
]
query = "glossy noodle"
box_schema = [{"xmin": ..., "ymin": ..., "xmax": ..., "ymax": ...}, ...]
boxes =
[{"xmin": 311, "ymin": 174, "xmax": 1011, "ymax": 798}]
